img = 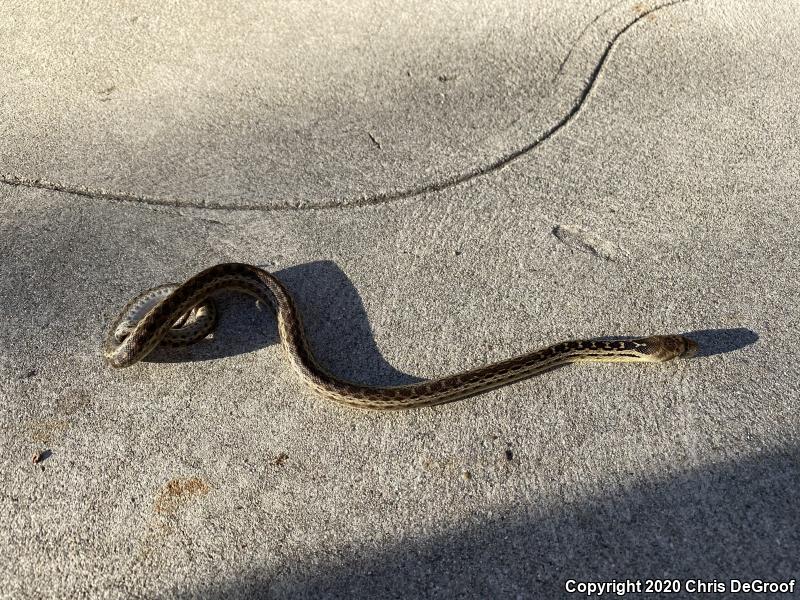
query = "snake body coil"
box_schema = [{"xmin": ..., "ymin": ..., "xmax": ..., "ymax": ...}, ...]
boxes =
[{"xmin": 103, "ymin": 263, "xmax": 697, "ymax": 410}]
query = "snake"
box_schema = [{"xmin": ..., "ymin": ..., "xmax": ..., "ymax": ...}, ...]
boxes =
[{"xmin": 103, "ymin": 262, "xmax": 698, "ymax": 410}]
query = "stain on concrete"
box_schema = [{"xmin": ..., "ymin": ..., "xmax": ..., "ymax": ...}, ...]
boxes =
[{"xmin": 153, "ymin": 477, "xmax": 210, "ymax": 515}]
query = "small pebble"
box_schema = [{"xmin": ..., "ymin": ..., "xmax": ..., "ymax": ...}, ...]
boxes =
[
  {"xmin": 271, "ymin": 452, "xmax": 288, "ymax": 466},
  {"xmin": 31, "ymin": 449, "xmax": 51, "ymax": 465}
]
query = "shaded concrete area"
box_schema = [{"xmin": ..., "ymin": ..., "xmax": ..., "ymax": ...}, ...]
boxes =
[{"xmin": 185, "ymin": 449, "xmax": 800, "ymax": 598}]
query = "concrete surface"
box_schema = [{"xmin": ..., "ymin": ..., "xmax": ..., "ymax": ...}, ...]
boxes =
[{"xmin": 1, "ymin": 0, "xmax": 799, "ymax": 598}]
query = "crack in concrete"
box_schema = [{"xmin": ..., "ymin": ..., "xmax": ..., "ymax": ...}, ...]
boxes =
[
  {"xmin": 552, "ymin": 0, "xmax": 627, "ymax": 83},
  {"xmin": 0, "ymin": 0, "xmax": 690, "ymax": 213}
]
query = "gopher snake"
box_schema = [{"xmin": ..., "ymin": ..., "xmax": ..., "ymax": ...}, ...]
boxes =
[{"xmin": 103, "ymin": 263, "xmax": 697, "ymax": 410}]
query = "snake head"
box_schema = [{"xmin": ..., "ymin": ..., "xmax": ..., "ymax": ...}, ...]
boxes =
[{"xmin": 640, "ymin": 335, "xmax": 698, "ymax": 361}]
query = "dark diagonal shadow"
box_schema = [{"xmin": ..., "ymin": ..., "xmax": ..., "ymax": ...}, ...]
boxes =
[
  {"xmin": 143, "ymin": 260, "xmax": 423, "ymax": 386},
  {"xmin": 181, "ymin": 448, "xmax": 800, "ymax": 599}
]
